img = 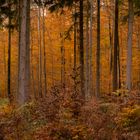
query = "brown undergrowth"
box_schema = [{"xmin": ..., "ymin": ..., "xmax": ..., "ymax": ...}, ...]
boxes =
[{"xmin": 0, "ymin": 90, "xmax": 140, "ymax": 140}]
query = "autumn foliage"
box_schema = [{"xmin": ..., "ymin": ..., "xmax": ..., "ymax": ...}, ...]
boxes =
[{"xmin": 0, "ymin": 89, "xmax": 140, "ymax": 140}]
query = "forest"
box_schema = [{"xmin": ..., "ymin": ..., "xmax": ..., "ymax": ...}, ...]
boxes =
[{"xmin": 0, "ymin": 0, "xmax": 140, "ymax": 139}]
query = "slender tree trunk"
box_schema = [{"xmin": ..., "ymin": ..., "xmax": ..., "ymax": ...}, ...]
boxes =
[
  {"xmin": 89, "ymin": 0, "xmax": 93, "ymax": 96},
  {"xmin": 38, "ymin": 5, "xmax": 43, "ymax": 97},
  {"xmin": 96, "ymin": 0, "xmax": 101, "ymax": 97},
  {"xmin": 18, "ymin": 0, "xmax": 30, "ymax": 105},
  {"xmin": 74, "ymin": 4, "xmax": 77, "ymax": 91},
  {"xmin": 42, "ymin": 7, "xmax": 47, "ymax": 96},
  {"xmin": 60, "ymin": 38, "xmax": 63, "ymax": 88},
  {"xmin": 126, "ymin": 0, "xmax": 134, "ymax": 91},
  {"xmin": 60, "ymin": 17, "xmax": 65, "ymax": 91},
  {"xmin": 79, "ymin": 0, "xmax": 85, "ymax": 98},
  {"xmin": 17, "ymin": 0, "xmax": 21, "ymax": 100},
  {"xmin": 30, "ymin": 29, "xmax": 36, "ymax": 98},
  {"xmin": 108, "ymin": 16, "xmax": 113, "ymax": 92},
  {"xmin": 26, "ymin": 0, "xmax": 30, "ymax": 98},
  {"xmin": 109, "ymin": 17, "xmax": 113, "ymax": 73},
  {"xmin": 120, "ymin": 27, "xmax": 125, "ymax": 87},
  {"xmin": 8, "ymin": 15, "xmax": 11, "ymax": 102},
  {"xmin": 85, "ymin": 1, "xmax": 89, "ymax": 98},
  {"xmin": 118, "ymin": 35, "xmax": 121, "ymax": 89},
  {"xmin": 113, "ymin": 0, "xmax": 119, "ymax": 91},
  {"xmin": 7, "ymin": 1, "xmax": 12, "ymax": 102},
  {"xmin": 3, "ymin": 38, "xmax": 7, "ymax": 97}
]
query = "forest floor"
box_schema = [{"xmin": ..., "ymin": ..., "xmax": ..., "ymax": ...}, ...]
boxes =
[{"xmin": 0, "ymin": 90, "xmax": 140, "ymax": 140}]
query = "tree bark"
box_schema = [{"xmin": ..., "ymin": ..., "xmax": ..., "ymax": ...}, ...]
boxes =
[
  {"xmin": 8, "ymin": 1, "xmax": 12, "ymax": 102},
  {"xmin": 38, "ymin": 5, "xmax": 43, "ymax": 97},
  {"xmin": 96, "ymin": 0, "xmax": 101, "ymax": 97},
  {"xmin": 113, "ymin": 0, "xmax": 119, "ymax": 91},
  {"xmin": 73, "ymin": 3, "xmax": 77, "ymax": 92},
  {"xmin": 42, "ymin": 6, "xmax": 47, "ymax": 96},
  {"xmin": 18, "ymin": 0, "xmax": 30, "ymax": 105},
  {"xmin": 85, "ymin": 0, "xmax": 89, "ymax": 98},
  {"xmin": 79, "ymin": 0, "xmax": 85, "ymax": 98},
  {"xmin": 126, "ymin": 0, "xmax": 134, "ymax": 91},
  {"xmin": 89, "ymin": 0, "xmax": 93, "ymax": 97}
]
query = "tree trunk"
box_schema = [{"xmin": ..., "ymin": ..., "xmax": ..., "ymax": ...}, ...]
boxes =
[
  {"xmin": 85, "ymin": 0, "xmax": 89, "ymax": 98},
  {"xmin": 113, "ymin": 0, "xmax": 119, "ymax": 91},
  {"xmin": 96, "ymin": 0, "xmax": 101, "ymax": 97},
  {"xmin": 126, "ymin": 0, "xmax": 134, "ymax": 91},
  {"xmin": 38, "ymin": 5, "xmax": 43, "ymax": 97},
  {"xmin": 30, "ymin": 29, "xmax": 36, "ymax": 98},
  {"xmin": 18, "ymin": 0, "xmax": 30, "ymax": 105},
  {"xmin": 118, "ymin": 34, "xmax": 121, "ymax": 89},
  {"xmin": 42, "ymin": 6, "xmax": 47, "ymax": 96},
  {"xmin": 79, "ymin": 0, "xmax": 85, "ymax": 98},
  {"xmin": 3, "ymin": 38, "xmax": 7, "ymax": 97},
  {"xmin": 60, "ymin": 43, "xmax": 65, "ymax": 90},
  {"xmin": 8, "ymin": 2, "xmax": 12, "ymax": 102},
  {"xmin": 60, "ymin": 17, "xmax": 65, "ymax": 91},
  {"xmin": 89, "ymin": 0, "xmax": 93, "ymax": 97},
  {"xmin": 108, "ymin": 16, "xmax": 113, "ymax": 92},
  {"xmin": 73, "ymin": 4, "xmax": 77, "ymax": 92}
]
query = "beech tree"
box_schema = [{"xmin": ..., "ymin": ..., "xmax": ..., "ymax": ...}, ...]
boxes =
[
  {"xmin": 89, "ymin": 0, "xmax": 93, "ymax": 97},
  {"xmin": 42, "ymin": 5, "xmax": 47, "ymax": 95},
  {"xmin": 113, "ymin": 0, "xmax": 119, "ymax": 91},
  {"xmin": 79, "ymin": 0, "xmax": 85, "ymax": 98},
  {"xmin": 126, "ymin": 0, "xmax": 134, "ymax": 91},
  {"xmin": 96, "ymin": 0, "xmax": 101, "ymax": 97},
  {"xmin": 18, "ymin": 0, "xmax": 30, "ymax": 105}
]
